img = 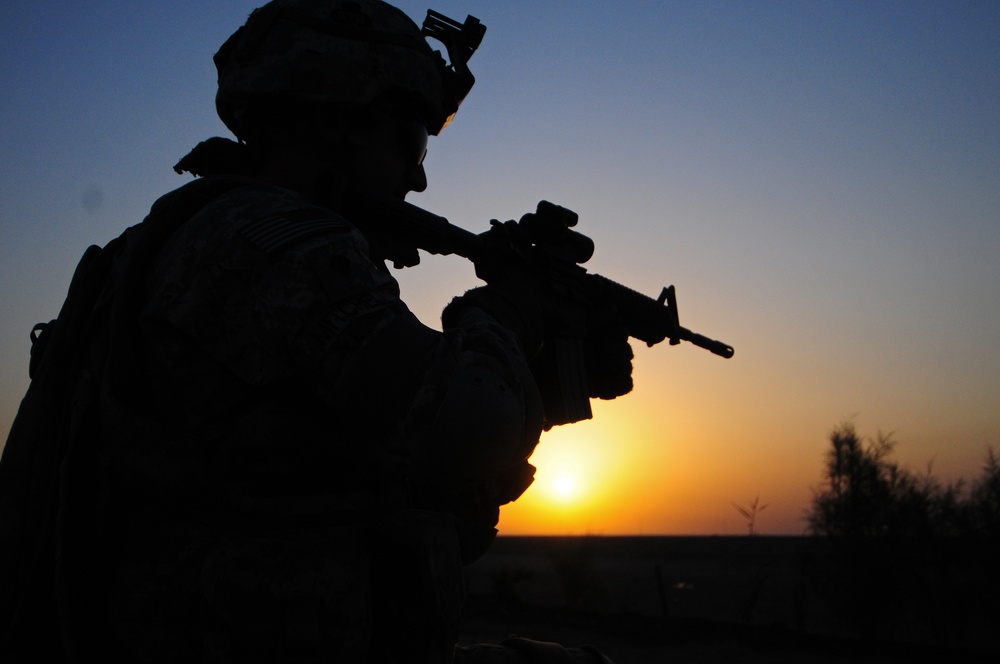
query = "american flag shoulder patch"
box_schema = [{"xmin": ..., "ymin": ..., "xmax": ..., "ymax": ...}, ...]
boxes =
[{"xmin": 238, "ymin": 207, "xmax": 352, "ymax": 255}]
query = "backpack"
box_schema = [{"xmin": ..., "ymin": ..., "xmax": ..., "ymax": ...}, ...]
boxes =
[{"xmin": 0, "ymin": 176, "xmax": 252, "ymax": 662}]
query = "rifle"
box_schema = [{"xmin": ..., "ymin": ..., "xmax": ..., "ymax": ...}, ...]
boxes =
[{"xmin": 345, "ymin": 196, "xmax": 734, "ymax": 425}]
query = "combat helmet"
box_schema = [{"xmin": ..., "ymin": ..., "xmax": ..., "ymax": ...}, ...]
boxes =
[{"xmin": 214, "ymin": 0, "xmax": 485, "ymax": 141}]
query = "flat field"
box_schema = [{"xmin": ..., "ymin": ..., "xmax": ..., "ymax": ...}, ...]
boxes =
[{"xmin": 459, "ymin": 536, "xmax": 998, "ymax": 663}]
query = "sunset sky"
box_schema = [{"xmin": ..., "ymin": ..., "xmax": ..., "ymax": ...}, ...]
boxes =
[{"xmin": 2, "ymin": 1, "xmax": 998, "ymax": 535}]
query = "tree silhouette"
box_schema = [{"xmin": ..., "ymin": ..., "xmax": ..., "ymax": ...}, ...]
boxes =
[
  {"xmin": 807, "ymin": 422, "xmax": 1000, "ymax": 539},
  {"xmin": 804, "ymin": 423, "xmax": 1000, "ymax": 647}
]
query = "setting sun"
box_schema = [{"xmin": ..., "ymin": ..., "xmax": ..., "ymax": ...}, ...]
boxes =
[
  {"xmin": 554, "ymin": 475, "xmax": 574, "ymax": 497},
  {"xmin": 497, "ymin": 405, "xmax": 644, "ymax": 534}
]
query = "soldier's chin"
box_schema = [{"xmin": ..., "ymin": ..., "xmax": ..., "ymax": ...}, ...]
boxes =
[{"xmin": 345, "ymin": 178, "xmax": 404, "ymax": 202}]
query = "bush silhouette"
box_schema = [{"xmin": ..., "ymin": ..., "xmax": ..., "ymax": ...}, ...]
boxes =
[
  {"xmin": 803, "ymin": 422, "xmax": 1000, "ymax": 649},
  {"xmin": 808, "ymin": 422, "xmax": 999, "ymax": 539}
]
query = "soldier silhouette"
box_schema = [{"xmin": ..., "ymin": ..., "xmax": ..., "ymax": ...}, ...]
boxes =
[{"xmin": 0, "ymin": 1, "xmax": 632, "ymax": 662}]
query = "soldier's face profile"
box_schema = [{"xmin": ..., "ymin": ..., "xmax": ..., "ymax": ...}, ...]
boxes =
[{"xmin": 345, "ymin": 111, "xmax": 429, "ymax": 200}]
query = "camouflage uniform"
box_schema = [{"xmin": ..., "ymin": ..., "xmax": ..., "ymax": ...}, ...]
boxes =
[{"xmin": 101, "ymin": 177, "xmax": 543, "ymax": 662}]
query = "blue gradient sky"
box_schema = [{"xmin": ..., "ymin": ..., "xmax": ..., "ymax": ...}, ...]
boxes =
[{"xmin": 2, "ymin": 1, "xmax": 998, "ymax": 534}]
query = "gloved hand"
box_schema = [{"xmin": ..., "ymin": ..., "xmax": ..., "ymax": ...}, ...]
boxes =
[
  {"xmin": 443, "ymin": 284, "xmax": 634, "ymax": 428},
  {"xmin": 441, "ymin": 283, "xmax": 546, "ymax": 359}
]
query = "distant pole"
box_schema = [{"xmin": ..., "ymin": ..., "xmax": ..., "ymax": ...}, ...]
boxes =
[
  {"xmin": 655, "ymin": 564, "xmax": 669, "ymax": 617},
  {"xmin": 732, "ymin": 496, "xmax": 768, "ymax": 536}
]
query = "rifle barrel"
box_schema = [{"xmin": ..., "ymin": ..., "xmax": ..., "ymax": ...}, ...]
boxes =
[{"xmin": 586, "ymin": 274, "xmax": 733, "ymax": 357}]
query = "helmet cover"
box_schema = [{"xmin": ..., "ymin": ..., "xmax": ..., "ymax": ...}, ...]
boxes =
[{"xmin": 214, "ymin": 0, "xmax": 477, "ymax": 139}]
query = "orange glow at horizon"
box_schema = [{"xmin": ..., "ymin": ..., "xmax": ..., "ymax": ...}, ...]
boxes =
[{"xmin": 495, "ymin": 385, "xmax": 820, "ymax": 536}]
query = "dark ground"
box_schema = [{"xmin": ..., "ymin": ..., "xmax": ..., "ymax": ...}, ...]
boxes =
[{"xmin": 458, "ymin": 536, "xmax": 998, "ymax": 663}]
